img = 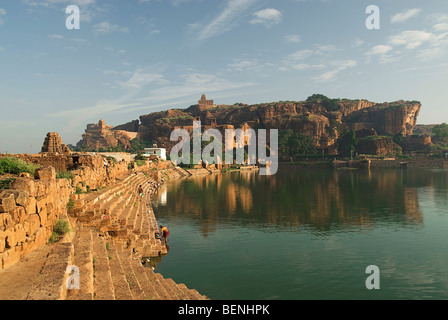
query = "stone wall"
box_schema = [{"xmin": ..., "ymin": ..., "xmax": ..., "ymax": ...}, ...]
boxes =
[
  {"xmin": 0, "ymin": 154, "xmax": 131, "ymax": 271},
  {"xmin": 0, "ymin": 167, "xmax": 72, "ymax": 271}
]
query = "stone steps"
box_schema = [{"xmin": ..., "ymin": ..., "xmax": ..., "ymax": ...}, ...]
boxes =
[
  {"xmin": 66, "ymin": 172, "xmax": 208, "ymax": 300},
  {"xmin": 76, "ymin": 232, "xmax": 207, "ymax": 300},
  {"xmin": 25, "ymin": 242, "xmax": 74, "ymax": 300}
]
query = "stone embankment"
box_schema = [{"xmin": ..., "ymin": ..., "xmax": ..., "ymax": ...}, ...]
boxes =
[
  {"xmin": 0, "ymin": 166, "xmax": 71, "ymax": 271},
  {"xmin": 0, "ymin": 162, "xmax": 208, "ymax": 300}
]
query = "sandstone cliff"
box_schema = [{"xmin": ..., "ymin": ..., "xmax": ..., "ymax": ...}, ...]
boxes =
[
  {"xmin": 79, "ymin": 96, "xmax": 422, "ymax": 155},
  {"xmin": 135, "ymin": 97, "xmax": 421, "ymax": 153},
  {"xmin": 76, "ymin": 119, "xmax": 138, "ymax": 152}
]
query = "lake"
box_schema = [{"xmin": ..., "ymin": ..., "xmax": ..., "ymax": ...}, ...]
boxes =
[{"xmin": 149, "ymin": 167, "xmax": 448, "ymax": 300}]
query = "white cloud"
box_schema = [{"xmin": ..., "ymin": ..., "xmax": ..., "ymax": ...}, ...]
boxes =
[
  {"xmin": 115, "ymin": 68, "xmax": 169, "ymax": 89},
  {"xmin": 194, "ymin": 0, "xmax": 256, "ymax": 42},
  {"xmin": 369, "ymin": 45, "xmax": 393, "ymax": 55},
  {"xmin": 227, "ymin": 59, "xmax": 260, "ymax": 71},
  {"xmin": 388, "ymin": 30, "xmax": 435, "ymax": 49},
  {"xmin": 250, "ymin": 8, "xmax": 283, "ymax": 28},
  {"xmin": 287, "ymin": 49, "xmax": 314, "ymax": 61},
  {"xmin": 0, "ymin": 8, "xmax": 6, "ymax": 25},
  {"xmin": 314, "ymin": 60, "xmax": 357, "ymax": 82},
  {"xmin": 47, "ymin": 34, "xmax": 64, "ymax": 39},
  {"xmin": 290, "ymin": 63, "xmax": 325, "ymax": 71},
  {"xmin": 284, "ymin": 34, "xmax": 301, "ymax": 44},
  {"xmin": 365, "ymin": 45, "xmax": 397, "ymax": 64},
  {"xmin": 93, "ymin": 22, "xmax": 129, "ymax": 36},
  {"xmin": 433, "ymin": 23, "xmax": 448, "ymax": 32},
  {"xmin": 391, "ymin": 8, "xmax": 421, "ymax": 24}
]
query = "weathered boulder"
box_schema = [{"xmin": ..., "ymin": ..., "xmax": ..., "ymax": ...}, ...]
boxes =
[
  {"xmin": 0, "ymin": 190, "xmax": 30, "ymax": 208},
  {"xmin": 35, "ymin": 166, "xmax": 56, "ymax": 181},
  {"xmin": 0, "ymin": 194, "xmax": 16, "ymax": 213},
  {"xmin": 11, "ymin": 178, "xmax": 35, "ymax": 197}
]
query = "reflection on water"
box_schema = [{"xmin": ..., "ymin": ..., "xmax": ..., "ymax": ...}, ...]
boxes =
[
  {"xmin": 154, "ymin": 168, "xmax": 437, "ymax": 235},
  {"xmin": 151, "ymin": 168, "xmax": 448, "ymax": 300}
]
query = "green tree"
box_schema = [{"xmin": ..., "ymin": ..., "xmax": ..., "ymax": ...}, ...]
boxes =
[
  {"xmin": 433, "ymin": 123, "xmax": 448, "ymax": 143},
  {"xmin": 306, "ymin": 94, "xmax": 340, "ymax": 111},
  {"xmin": 288, "ymin": 133, "xmax": 316, "ymax": 156},
  {"xmin": 278, "ymin": 130, "xmax": 316, "ymax": 158},
  {"xmin": 279, "ymin": 129, "xmax": 294, "ymax": 155},
  {"xmin": 393, "ymin": 131, "xmax": 404, "ymax": 144},
  {"xmin": 337, "ymin": 129, "xmax": 358, "ymax": 157}
]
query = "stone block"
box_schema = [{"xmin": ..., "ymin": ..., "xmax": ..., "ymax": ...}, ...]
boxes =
[
  {"xmin": 2, "ymin": 247, "xmax": 21, "ymax": 270},
  {"xmin": 15, "ymin": 225, "xmax": 27, "ymax": 244},
  {"xmin": 36, "ymin": 196, "xmax": 47, "ymax": 214},
  {"xmin": 0, "ymin": 213, "xmax": 13, "ymax": 231},
  {"xmin": 0, "ymin": 190, "xmax": 30, "ymax": 208},
  {"xmin": 21, "ymin": 240, "xmax": 36, "ymax": 257},
  {"xmin": 38, "ymin": 206, "xmax": 48, "ymax": 227},
  {"xmin": 13, "ymin": 206, "xmax": 27, "ymax": 224},
  {"xmin": 4, "ymin": 228, "xmax": 18, "ymax": 248},
  {"xmin": 0, "ymin": 231, "xmax": 5, "ymax": 252},
  {"xmin": 34, "ymin": 181, "xmax": 48, "ymax": 197},
  {"xmin": 35, "ymin": 166, "xmax": 56, "ymax": 181},
  {"xmin": 35, "ymin": 228, "xmax": 47, "ymax": 249},
  {"xmin": 25, "ymin": 197, "xmax": 37, "ymax": 215},
  {"xmin": 11, "ymin": 178, "xmax": 35, "ymax": 197},
  {"xmin": 25, "ymin": 214, "xmax": 41, "ymax": 236},
  {"xmin": 0, "ymin": 194, "xmax": 16, "ymax": 213}
]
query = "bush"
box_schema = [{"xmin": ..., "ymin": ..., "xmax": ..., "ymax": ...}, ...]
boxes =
[
  {"xmin": 67, "ymin": 198, "xmax": 75, "ymax": 211},
  {"xmin": 135, "ymin": 160, "xmax": 146, "ymax": 167},
  {"xmin": 0, "ymin": 178, "xmax": 15, "ymax": 190},
  {"xmin": 56, "ymin": 171, "xmax": 74, "ymax": 180},
  {"xmin": 306, "ymin": 94, "xmax": 340, "ymax": 111},
  {"xmin": 0, "ymin": 157, "xmax": 40, "ymax": 175},
  {"xmin": 49, "ymin": 219, "xmax": 71, "ymax": 243}
]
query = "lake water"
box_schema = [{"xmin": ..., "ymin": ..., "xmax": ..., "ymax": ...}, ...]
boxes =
[{"xmin": 149, "ymin": 167, "xmax": 448, "ymax": 300}]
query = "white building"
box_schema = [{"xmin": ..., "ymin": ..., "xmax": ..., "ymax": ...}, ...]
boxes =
[{"xmin": 143, "ymin": 148, "xmax": 167, "ymax": 161}]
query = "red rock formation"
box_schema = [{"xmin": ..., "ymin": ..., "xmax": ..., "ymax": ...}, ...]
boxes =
[
  {"xmin": 77, "ymin": 119, "xmax": 137, "ymax": 151},
  {"xmin": 135, "ymin": 96, "xmax": 422, "ymax": 154},
  {"xmin": 356, "ymin": 136, "xmax": 401, "ymax": 155}
]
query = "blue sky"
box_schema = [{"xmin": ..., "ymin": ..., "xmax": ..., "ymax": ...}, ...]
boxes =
[{"xmin": 1, "ymin": 0, "xmax": 448, "ymax": 154}]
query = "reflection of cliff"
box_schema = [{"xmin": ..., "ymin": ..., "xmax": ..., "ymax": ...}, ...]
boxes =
[{"xmin": 155, "ymin": 169, "xmax": 441, "ymax": 237}]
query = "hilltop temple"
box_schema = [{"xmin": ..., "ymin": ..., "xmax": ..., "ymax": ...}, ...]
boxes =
[{"xmin": 197, "ymin": 94, "xmax": 216, "ymax": 110}]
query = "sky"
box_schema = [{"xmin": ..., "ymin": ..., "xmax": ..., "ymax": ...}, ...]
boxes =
[{"xmin": 1, "ymin": 0, "xmax": 448, "ymax": 154}]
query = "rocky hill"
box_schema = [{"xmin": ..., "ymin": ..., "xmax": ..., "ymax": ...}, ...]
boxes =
[{"xmin": 76, "ymin": 94, "xmax": 422, "ymax": 155}]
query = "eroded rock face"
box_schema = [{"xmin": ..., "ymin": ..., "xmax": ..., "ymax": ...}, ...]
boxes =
[
  {"xmin": 135, "ymin": 98, "xmax": 422, "ymax": 153},
  {"xmin": 41, "ymin": 132, "xmax": 71, "ymax": 155},
  {"xmin": 76, "ymin": 119, "xmax": 137, "ymax": 151},
  {"xmin": 356, "ymin": 137, "xmax": 401, "ymax": 156},
  {"xmin": 344, "ymin": 101, "xmax": 421, "ymax": 136}
]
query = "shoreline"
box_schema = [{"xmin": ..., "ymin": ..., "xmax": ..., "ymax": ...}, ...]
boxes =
[{"xmin": 278, "ymin": 158, "xmax": 448, "ymax": 169}]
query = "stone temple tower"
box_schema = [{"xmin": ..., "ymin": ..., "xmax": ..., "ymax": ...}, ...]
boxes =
[{"xmin": 198, "ymin": 94, "xmax": 215, "ymax": 110}]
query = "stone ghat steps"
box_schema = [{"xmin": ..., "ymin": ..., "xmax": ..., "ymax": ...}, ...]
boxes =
[
  {"xmin": 74, "ymin": 173, "xmax": 167, "ymax": 255},
  {"xmin": 67, "ymin": 228, "xmax": 208, "ymax": 300}
]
